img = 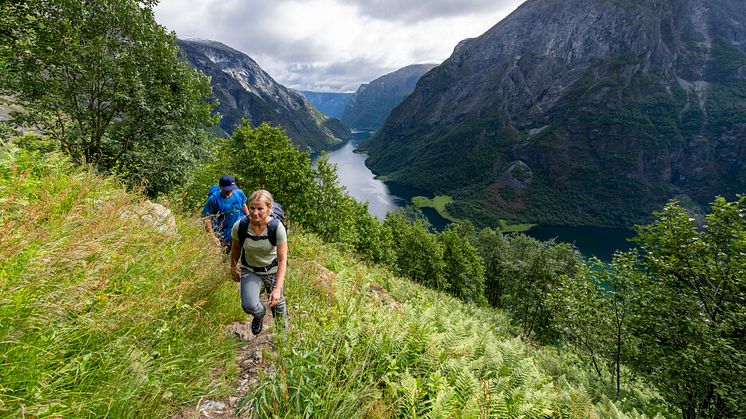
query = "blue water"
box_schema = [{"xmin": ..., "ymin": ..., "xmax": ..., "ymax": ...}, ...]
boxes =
[
  {"xmin": 524, "ymin": 225, "xmax": 635, "ymax": 262},
  {"xmin": 319, "ymin": 133, "xmax": 635, "ymax": 261}
]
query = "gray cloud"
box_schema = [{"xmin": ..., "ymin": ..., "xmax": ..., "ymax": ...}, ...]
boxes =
[
  {"xmin": 339, "ymin": 0, "xmax": 524, "ymax": 23},
  {"xmin": 287, "ymin": 58, "xmax": 407, "ymax": 92},
  {"xmin": 155, "ymin": 0, "xmax": 525, "ymax": 92}
]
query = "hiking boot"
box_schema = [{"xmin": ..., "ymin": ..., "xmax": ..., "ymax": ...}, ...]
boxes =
[{"xmin": 251, "ymin": 311, "xmax": 265, "ymax": 335}]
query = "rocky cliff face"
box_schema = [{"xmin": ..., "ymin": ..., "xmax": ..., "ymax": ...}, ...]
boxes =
[
  {"xmin": 341, "ymin": 64, "xmax": 437, "ymax": 131},
  {"xmin": 177, "ymin": 39, "xmax": 349, "ymax": 151},
  {"xmin": 365, "ymin": 0, "xmax": 746, "ymax": 227}
]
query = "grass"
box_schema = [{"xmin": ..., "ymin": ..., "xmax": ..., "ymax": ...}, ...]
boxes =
[
  {"xmin": 412, "ymin": 195, "xmax": 535, "ymax": 232},
  {"xmin": 245, "ymin": 232, "xmax": 670, "ymax": 418},
  {"xmin": 1, "ymin": 147, "xmax": 669, "ymax": 418},
  {"xmin": 411, "ymin": 195, "xmax": 461, "ymax": 223},
  {"xmin": 0, "ymin": 147, "xmax": 243, "ymax": 417},
  {"xmin": 497, "ymin": 219, "xmax": 536, "ymax": 232}
]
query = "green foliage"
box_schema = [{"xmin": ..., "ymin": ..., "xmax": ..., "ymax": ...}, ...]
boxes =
[
  {"xmin": 311, "ymin": 152, "xmax": 367, "ymax": 245},
  {"xmin": 550, "ymin": 254, "xmax": 640, "ymax": 396},
  {"xmin": 625, "ymin": 197, "xmax": 746, "ymax": 418},
  {"xmin": 384, "ymin": 210, "xmax": 447, "ymax": 291},
  {"xmin": 182, "ymin": 120, "xmax": 317, "ymax": 224},
  {"xmin": 438, "ymin": 223, "xmax": 487, "ymax": 305},
  {"xmin": 241, "ymin": 232, "xmax": 663, "ymax": 418},
  {"xmin": 0, "ymin": 147, "xmax": 240, "ymax": 417},
  {"xmin": 475, "ymin": 229, "xmax": 584, "ymax": 342},
  {"xmin": 1, "ymin": 0, "xmax": 217, "ymax": 195}
]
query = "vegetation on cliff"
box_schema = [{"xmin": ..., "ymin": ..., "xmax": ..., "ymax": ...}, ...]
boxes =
[
  {"xmin": 364, "ymin": 0, "xmax": 746, "ymax": 229},
  {"xmin": 1, "ymin": 143, "xmax": 674, "ymax": 418}
]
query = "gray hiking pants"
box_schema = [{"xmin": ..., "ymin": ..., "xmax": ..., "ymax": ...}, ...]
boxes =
[{"xmin": 240, "ymin": 268, "xmax": 287, "ymax": 327}]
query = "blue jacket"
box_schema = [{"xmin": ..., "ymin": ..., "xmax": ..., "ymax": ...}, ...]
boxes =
[{"xmin": 202, "ymin": 189, "xmax": 247, "ymax": 243}]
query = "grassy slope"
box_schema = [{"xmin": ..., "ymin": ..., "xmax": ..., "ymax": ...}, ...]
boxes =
[
  {"xmin": 1, "ymin": 149, "xmax": 667, "ymax": 417},
  {"xmin": 0, "ymin": 148, "xmax": 244, "ymax": 417},
  {"xmin": 250, "ymin": 242, "xmax": 667, "ymax": 416}
]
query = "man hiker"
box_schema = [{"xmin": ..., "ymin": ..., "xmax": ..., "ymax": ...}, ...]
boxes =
[{"xmin": 202, "ymin": 175, "xmax": 249, "ymax": 253}]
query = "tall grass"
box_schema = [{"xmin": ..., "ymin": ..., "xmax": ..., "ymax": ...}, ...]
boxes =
[
  {"xmin": 244, "ymin": 234, "xmax": 669, "ymax": 418},
  {"xmin": 0, "ymin": 148, "xmax": 242, "ymax": 417},
  {"xmin": 0, "ymin": 147, "xmax": 669, "ymax": 417}
]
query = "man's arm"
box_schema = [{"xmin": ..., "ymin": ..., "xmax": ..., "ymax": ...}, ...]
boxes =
[
  {"xmin": 202, "ymin": 197, "xmax": 221, "ymax": 246},
  {"xmin": 203, "ymin": 217, "xmax": 221, "ymax": 246}
]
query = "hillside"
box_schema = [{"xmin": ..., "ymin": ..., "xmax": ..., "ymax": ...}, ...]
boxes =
[
  {"xmin": 300, "ymin": 91, "xmax": 353, "ymax": 119},
  {"xmin": 0, "ymin": 148, "xmax": 670, "ymax": 417},
  {"xmin": 364, "ymin": 0, "xmax": 746, "ymax": 228},
  {"xmin": 177, "ymin": 39, "xmax": 350, "ymax": 152},
  {"xmin": 341, "ymin": 64, "xmax": 437, "ymax": 131}
]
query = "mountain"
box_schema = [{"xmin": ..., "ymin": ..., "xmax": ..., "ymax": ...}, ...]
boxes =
[
  {"xmin": 176, "ymin": 39, "xmax": 350, "ymax": 151},
  {"xmin": 341, "ymin": 64, "xmax": 437, "ymax": 131},
  {"xmin": 300, "ymin": 91, "xmax": 353, "ymax": 119},
  {"xmin": 364, "ymin": 0, "xmax": 746, "ymax": 227}
]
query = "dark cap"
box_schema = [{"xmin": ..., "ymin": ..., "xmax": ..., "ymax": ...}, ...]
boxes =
[{"xmin": 219, "ymin": 175, "xmax": 238, "ymax": 191}]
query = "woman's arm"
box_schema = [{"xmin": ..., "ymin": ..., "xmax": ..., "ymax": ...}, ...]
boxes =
[
  {"xmin": 230, "ymin": 239, "xmax": 241, "ymax": 282},
  {"xmin": 270, "ymin": 242, "xmax": 288, "ymax": 307}
]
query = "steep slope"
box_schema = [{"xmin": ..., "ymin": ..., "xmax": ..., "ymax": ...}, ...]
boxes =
[
  {"xmin": 177, "ymin": 39, "xmax": 350, "ymax": 151},
  {"xmin": 365, "ymin": 0, "xmax": 746, "ymax": 227},
  {"xmin": 2, "ymin": 147, "xmax": 670, "ymax": 417},
  {"xmin": 300, "ymin": 91, "xmax": 353, "ymax": 119},
  {"xmin": 341, "ymin": 64, "xmax": 437, "ymax": 131}
]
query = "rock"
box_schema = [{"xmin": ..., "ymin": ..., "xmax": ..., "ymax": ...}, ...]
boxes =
[
  {"xmin": 249, "ymin": 349, "xmax": 262, "ymax": 363},
  {"xmin": 120, "ymin": 200, "xmax": 177, "ymax": 237},
  {"xmin": 198, "ymin": 400, "xmax": 226, "ymax": 411},
  {"xmin": 225, "ymin": 322, "xmax": 252, "ymax": 341}
]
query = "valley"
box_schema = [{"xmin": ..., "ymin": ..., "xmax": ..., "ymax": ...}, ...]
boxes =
[{"xmin": 321, "ymin": 133, "xmax": 636, "ymax": 261}]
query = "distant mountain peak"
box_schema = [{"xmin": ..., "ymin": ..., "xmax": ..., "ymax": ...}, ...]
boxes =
[
  {"xmin": 177, "ymin": 38, "xmax": 349, "ymax": 150},
  {"xmin": 341, "ymin": 63, "xmax": 437, "ymax": 131}
]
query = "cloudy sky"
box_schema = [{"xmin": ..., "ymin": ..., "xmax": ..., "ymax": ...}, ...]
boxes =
[{"xmin": 154, "ymin": 0, "xmax": 526, "ymax": 92}]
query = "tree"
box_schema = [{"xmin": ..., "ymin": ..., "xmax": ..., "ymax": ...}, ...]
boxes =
[
  {"xmin": 475, "ymin": 229, "xmax": 583, "ymax": 341},
  {"xmin": 550, "ymin": 254, "xmax": 638, "ymax": 395},
  {"xmin": 627, "ymin": 197, "xmax": 746, "ymax": 418},
  {"xmin": 438, "ymin": 222, "xmax": 486, "ymax": 304},
  {"xmin": 2, "ymin": 0, "xmax": 216, "ymax": 195},
  {"xmin": 311, "ymin": 152, "xmax": 362, "ymax": 246},
  {"xmin": 475, "ymin": 228, "xmax": 511, "ymax": 306},
  {"xmin": 212, "ymin": 121, "xmax": 318, "ymax": 225},
  {"xmin": 384, "ymin": 210, "xmax": 446, "ymax": 290}
]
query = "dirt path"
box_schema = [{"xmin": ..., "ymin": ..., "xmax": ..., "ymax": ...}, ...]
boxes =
[{"xmin": 172, "ymin": 301, "xmax": 278, "ymax": 419}]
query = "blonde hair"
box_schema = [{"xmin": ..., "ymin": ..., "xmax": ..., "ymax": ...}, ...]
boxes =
[{"xmin": 249, "ymin": 189, "xmax": 274, "ymax": 220}]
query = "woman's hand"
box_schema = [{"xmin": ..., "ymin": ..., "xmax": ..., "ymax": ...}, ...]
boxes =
[
  {"xmin": 231, "ymin": 268, "xmax": 240, "ymax": 282},
  {"xmin": 269, "ymin": 288, "xmax": 282, "ymax": 307}
]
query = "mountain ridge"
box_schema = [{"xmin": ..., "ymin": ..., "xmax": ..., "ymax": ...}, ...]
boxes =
[
  {"xmin": 364, "ymin": 0, "xmax": 746, "ymax": 227},
  {"xmin": 341, "ymin": 63, "xmax": 437, "ymax": 131},
  {"xmin": 300, "ymin": 91, "xmax": 353, "ymax": 119},
  {"xmin": 177, "ymin": 38, "xmax": 350, "ymax": 151}
]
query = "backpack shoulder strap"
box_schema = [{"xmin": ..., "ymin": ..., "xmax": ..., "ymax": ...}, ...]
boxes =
[
  {"xmin": 238, "ymin": 216, "xmax": 250, "ymax": 247},
  {"xmin": 267, "ymin": 217, "xmax": 280, "ymax": 247},
  {"xmin": 238, "ymin": 216, "xmax": 250, "ymax": 267}
]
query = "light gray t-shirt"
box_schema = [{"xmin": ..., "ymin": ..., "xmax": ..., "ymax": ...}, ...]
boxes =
[{"xmin": 231, "ymin": 219, "xmax": 287, "ymax": 270}]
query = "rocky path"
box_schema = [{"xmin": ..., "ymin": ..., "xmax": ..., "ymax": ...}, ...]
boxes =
[{"xmin": 172, "ymin": 301, "xmax": 278, "ymax": 419}]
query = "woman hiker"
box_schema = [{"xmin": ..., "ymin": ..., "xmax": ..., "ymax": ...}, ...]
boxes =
[{"xmin": 230, "ymin": 189, "xmax": 288, "ymax": 335}]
